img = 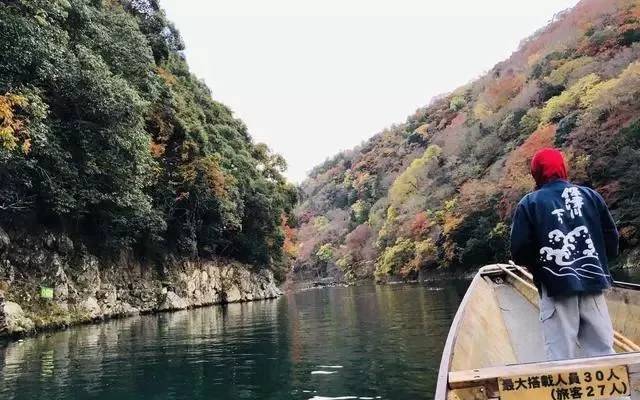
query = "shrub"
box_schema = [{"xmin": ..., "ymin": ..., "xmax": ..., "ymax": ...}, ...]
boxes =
[{"xmin": 450, "ymin": 96, "xmax": 466, "ymax": 111}]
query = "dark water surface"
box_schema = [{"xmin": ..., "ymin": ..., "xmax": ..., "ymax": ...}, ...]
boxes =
[
  {"xmin": 0, "ymin": 282, "xmax": 469, "ymax": 400},
  {"xmin": 612, "ymin": 267, "xmax": 640, "ymax": 284}
]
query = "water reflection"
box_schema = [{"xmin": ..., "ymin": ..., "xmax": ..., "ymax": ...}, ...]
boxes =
[{"xmin": 0, "ymin": 281, "xmax": 468, "ymax": 400}]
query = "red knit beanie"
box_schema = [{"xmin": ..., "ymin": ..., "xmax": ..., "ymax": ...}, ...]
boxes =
[{"xmin": 530, "ymin": 148, "xmax": 568, "ymax": 188}]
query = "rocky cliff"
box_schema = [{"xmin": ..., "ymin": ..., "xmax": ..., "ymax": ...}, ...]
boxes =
[{"xmin": 0, "ymin": 228, "xmax": 282, "ymax": 338}]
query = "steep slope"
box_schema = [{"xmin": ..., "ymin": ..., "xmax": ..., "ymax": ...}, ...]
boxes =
[
  {"xmin": 0, "ymin": 0, "xmax": 296, "ymax": 334},
  {"xmin": 294, "ymin": 0, "xmax": 640, "ymax": 282}
]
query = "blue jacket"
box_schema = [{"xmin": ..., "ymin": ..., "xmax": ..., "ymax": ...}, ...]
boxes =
[{"xmin": 510, "ymin": 180, "xmax": 619, "ymax": 297}]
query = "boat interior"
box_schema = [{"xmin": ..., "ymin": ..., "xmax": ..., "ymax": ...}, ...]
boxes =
[{"xmin": 436, "ymin": 263, "xmax": 640, "ymax": 400}]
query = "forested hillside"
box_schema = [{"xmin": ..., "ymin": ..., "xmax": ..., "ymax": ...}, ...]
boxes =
[
  {"xmin": 293, "ymin": 0, "xmax": 640, "ymax": 282},
  {"xmin": 0, "ymin": 0, "xmax": 296, "ymax": 279}
]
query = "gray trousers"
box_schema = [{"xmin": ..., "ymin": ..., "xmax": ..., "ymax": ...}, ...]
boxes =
[{"xmin": 539, "ymin": 285, "xmax": 615, "ymax": 361}]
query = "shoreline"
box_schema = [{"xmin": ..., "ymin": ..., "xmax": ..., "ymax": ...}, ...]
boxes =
[
  {"xmin": 0, "ymin": 256, "xmax": 283, "ymax": 341},
  {"xmin": 0, "ymin": 291, "xmax": 281, "ymax": 344}
]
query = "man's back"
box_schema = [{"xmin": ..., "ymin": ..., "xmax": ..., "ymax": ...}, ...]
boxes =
[
  {"xmin": 510, "ymin": 179, "xmax": 618, "ymax": 297},
  {"xmin": 510, "ymin": 148, "xmax": 620, "ymax": 362}
]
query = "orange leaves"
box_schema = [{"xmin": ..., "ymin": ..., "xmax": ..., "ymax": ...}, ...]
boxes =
[
  {"xmin": 484, "ymin": 74, "xmax": 525, "ymax": 111},
  {"xmin": 499, "ymin": 124, "xmax": 557, "ymax": 215},
  {"xmin": 528, "ymin": 52, "xmax": 542, "ymax": 67},
  {"xmin": 448, "ymin": 113, "xmax": 465, "ymax": 130},
  {"xmin": 179, "ymin": 155, "xmax": 229, "ymax": 198},
  {"xmin": 156, "ymin": 67, "xmax": 178, "ymax": 86},
  {"xmin": 201, "ymin": 159, "xmax": 227, "ymax": 198},
  {"xmin": 0, "ymin": 93, "xmax": 29, "ymax": 154},
  {"xmin": 150, "ymin": 141, "xmax": 165, "ymax": 158},
  {"xmin": 21, "ymin": 138, "xmax": 31, "ymax": 155},
  {"xmin": 503, "ymin": 125, "xmax": 557, "ymax": 184},
  {"xmin": 409, "ymin": 212, "xmax": 432, "ymax": 239},
  {"xmin": 281, "ymin": 214, "xmax": 298, "ymax": 258},
  {"xmin": 148, "ymin": 106, "xmax": 173, "ymax": 141}
]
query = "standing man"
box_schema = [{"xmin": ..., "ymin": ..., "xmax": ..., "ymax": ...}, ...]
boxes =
[{"xmin": 510, "ymin": 148, "xmax": 619, "ymax": 361}]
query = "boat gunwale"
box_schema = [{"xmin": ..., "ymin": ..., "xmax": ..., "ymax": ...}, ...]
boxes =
[{"xmin": 434, "ymin": 264, "xmax": 501, "ymax": 399}]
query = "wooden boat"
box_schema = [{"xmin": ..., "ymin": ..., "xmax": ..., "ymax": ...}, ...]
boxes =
[{"xmin": 436, "ymin": 263, "xmax": 640, "ymax": 400}]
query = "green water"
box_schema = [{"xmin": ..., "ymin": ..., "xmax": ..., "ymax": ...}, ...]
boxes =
[{"xmin": 0, "ymin": 282, "xmax": 469, "ymax": 400}]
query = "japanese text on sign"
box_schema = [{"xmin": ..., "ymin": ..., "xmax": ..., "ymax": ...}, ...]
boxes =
[{"xmin": 498, "ymin": 366, "xmax": 629, "ymax": 400}]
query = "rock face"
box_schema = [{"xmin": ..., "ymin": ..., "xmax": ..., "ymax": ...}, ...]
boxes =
[
  {"xmin": 0, "ymin": 230, "xmax": 283, "ymax": 338},
  {"xmin": 3, "ymin": 301, "xmax": 35, "ymax": 334},
  {"xmin": 159, "ymin": 291, "xmax": 189, "ymax": 311},
  {"xmin": 81, "ymin": 297, "xmax": 103, "ymax": 320},
  {"xmin": 0, "ymin": 295, "xmax": 6, "ymax": 335},
  {"xmin": 0, "ymin": 226, "xmax": 9, "ymax": 251}
]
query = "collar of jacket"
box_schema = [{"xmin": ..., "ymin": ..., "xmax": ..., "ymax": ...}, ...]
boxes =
[{"xmin": 538, "ymin": 178, "xmax": 569, "ymax": 190}]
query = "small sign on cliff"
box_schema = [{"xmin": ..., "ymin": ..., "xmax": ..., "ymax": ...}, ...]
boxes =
[{"xmin": 40, "ymin": 287, "xmax": 54, "ymax": 300}]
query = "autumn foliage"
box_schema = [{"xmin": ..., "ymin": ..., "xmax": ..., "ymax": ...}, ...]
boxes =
[{"xmin": 293, "ymin": 0, "xmax": 640, "ymax": 282}]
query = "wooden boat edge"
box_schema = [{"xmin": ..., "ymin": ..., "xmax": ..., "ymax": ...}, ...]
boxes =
[{"xmin": 435, "ymin": 264, "xmax": 640, "ymax": 400}]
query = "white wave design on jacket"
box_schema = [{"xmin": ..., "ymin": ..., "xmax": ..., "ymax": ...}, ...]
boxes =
[{"xmin": 539, "ymin": 226, "xmax": 608, "ymax": 280}]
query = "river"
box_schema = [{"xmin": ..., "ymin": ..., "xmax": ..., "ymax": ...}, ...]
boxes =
[{"xmin": 0, "ymin": 281, "xmax": 469, "ymax": 400}]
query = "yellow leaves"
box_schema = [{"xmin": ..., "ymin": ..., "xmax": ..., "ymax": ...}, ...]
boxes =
[
  {"xmin": 433, "ymin": 198, "xmax": 462, "ymax": 235},
  {"xmin": 489, "ymin": 222, "xmax": 508, "ymax": 240},
  {"xmin": 474, "ymin": 102, "xmax": 492, "ymax": 120},
  {"xmin": 582, "ymin": 77, "xmax": 620, "ymax": 108},
  {"xmin": 0, "ymin": 93, "xmax": 30, "ymax": 154},
  {"xmin": 375, "ymin": 237, "xmax": 415, "ymax": 279},
  {"xmin": 313, "ymin": 216, "xmax": 329, "ymax": 231},
  {"xmin": 386, "ymin": 205, "xmax": 397, "ymax": 222},
  {"xmin": 414, "ymin": 123, "xmax": 430, "ymax": 138},
  {"xmin": 316, "ymin": 243, "xmax": 333, "ymax": 261},
  {"xmin": 350, "ymin": 200, "xmax": 366, "ymax": 220},
  {"xmin": 541, "ymin": 74, "xmax": 603, "ymax": 123},
  {"xmin": 545, "ymin": 56, "xmax": 593, "ymax": 86},
  {"xmin": 0, "ymin": 127, "xmax": 15, "ymax": 150},
  {"xmin": 388, "ymin": 145, "xmax": 441, "ymax": 207},
  {"xmin": 442, "ymin": 213, "xmax": 463, "ymax": 236},
  {"xmin": 542, "ymin": 64, "xmax": 639, "ymax": 127},
  {"xmin": 21, "ymin": 138, "xmax": 31, "ymax": 154}
]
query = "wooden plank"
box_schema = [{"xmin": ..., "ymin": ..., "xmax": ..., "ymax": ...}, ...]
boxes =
[
  {"xmin": 615, "ymin": 331, "xmax": 640, "ymax": 352},
  {"xmin": 497, "ymin": 264, "xmax": 537, "ymax": 293},
  {"xmin": 508, "ymin": 260, "xmax": 533, "ymax": 281},
  {"xmin": 449, "ymin": 352, "xmax": 640, "ymax": 388}
]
